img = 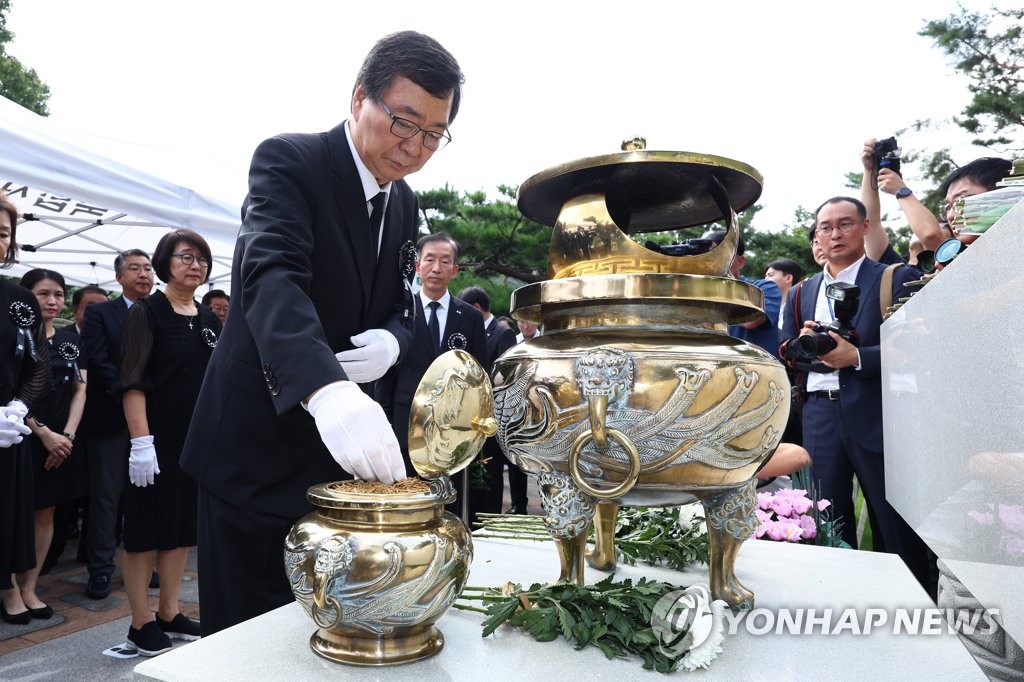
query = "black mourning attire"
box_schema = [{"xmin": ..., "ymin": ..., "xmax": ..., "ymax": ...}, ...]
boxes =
[
  {"xmin": 0, "ymin": 281, "xmax": 50, "ymax": 588},
  {"xmin": 30, "ymin": 327, "xmax": 87, "ymax": 508},
  {"xmin": 119, "ymin": 291, "xmax": 219, "ymax": 551}
]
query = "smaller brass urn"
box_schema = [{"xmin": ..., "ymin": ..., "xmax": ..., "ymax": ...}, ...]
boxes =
[{"xmin": 284, "ymin": 350, "xmax": 496, "ymax": 665}]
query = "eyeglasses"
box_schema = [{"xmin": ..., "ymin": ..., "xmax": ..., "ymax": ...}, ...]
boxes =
[
  {"xmin": 815, "ymin": 219, "xmax": 862, "ymax": 236},
  {"xmin": 172, "ymin": 253, "xmax": 210, "ymax": 268},
  {"xmin": 379, "ymin": 100, "xmax": 451, "ymax": 151}
]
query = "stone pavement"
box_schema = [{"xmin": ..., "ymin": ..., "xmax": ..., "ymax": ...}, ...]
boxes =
[{"xmin": 0, "ymin": 539, "xmax": 199, "ymax": 681}]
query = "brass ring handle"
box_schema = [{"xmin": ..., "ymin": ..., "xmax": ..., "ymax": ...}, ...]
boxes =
[{"xmin": 568, "ymin": 428, "xmax": 641, "ymax": 499}]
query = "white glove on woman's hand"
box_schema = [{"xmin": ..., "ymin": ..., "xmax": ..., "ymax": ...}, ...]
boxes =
[
  {"xmin": 0, "ymin": 400, "xmax": 31, "ymax": 448},
  {"xmin": 129, "ymin": 435, "xmax": 161, "ymax": 487},
  {"xmin": 334, "ymin": 329, "xmax": 400, "ymax": 384},
  {"xmin": 304, "ymin": 381, "xmax": 406, "ymax": 484}
]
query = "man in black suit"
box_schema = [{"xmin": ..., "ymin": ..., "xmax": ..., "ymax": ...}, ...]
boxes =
[
  {"xmin": 79, "ymin": 249, "xmax": 153, "ymax": 599},
  {"xmin": 780, "ymin": 196, "xmax": 931, "ymax": 592},
  {"xmin": 457, "ymin": 285, "xmax": 526, "ymax": 515},
  {"xmin": 376, "ymin": 233, "xmax": 488, "ymax": 516},
  {"xmin": 180, "ymin": 31, "xmax": 464, "ymax": 635}
]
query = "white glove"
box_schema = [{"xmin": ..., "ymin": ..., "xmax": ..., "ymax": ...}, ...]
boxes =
[
  {"xmin": 129, "ymin": 435, "xmax": 161, "ymax": 487},
  {"xmin": 334, "ymin": 329, "xmax": 400, "ymax": 384},
  {"xmin": 304, "ymin": 381, "xmax": 406, "ymax": 484},
  {"xmin": 0, "ymin": 400, "xmax": 31, "ymax": 448},
  {"xmin": 4, "ymin": 399, "xmax": 28, "ymax": 420}
]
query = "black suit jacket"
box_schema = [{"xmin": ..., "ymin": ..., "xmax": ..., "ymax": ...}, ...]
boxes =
[
  {"xmin": 79, "ymin": 296, "xmax": 130, "ymax": 435},
  {"xmin": 483, "ymin": 316, "xmax": 516, "ymax": 373},
  {"xmin": 780, "ymin": 259, "xmax": 920, "ymax": 453},
  {"xmin": 180, "ymin": 122, "xmax": 418, "ymax": 518},
  {"xmin": 375, "ymin": 295, "xmax": 488, "ymax": 438}
]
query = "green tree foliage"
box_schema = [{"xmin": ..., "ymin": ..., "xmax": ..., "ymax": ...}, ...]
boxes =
[
  {"xmin": 742, "ymin": 206, "xmax": 821, "ymax": 282},
  {"xmin": 416, "ymin": 184, "xmax": 552, "ymax": 286},
  {"xmin": 0, "ymin": 0, "xmax": 51, "ymax": 115},
  {"xmin": 920, "ymin": 5, "xmax": 1024, "ymax": 152}
]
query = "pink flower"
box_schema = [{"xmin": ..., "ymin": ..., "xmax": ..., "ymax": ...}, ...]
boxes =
[
  {"xmin": 797, "ymin": 514, "xmax": 817, "ymax": 539},
  {"xmin": 790, "ymin": 496, "xmax": 813, "ymax": 515},
  {"xmin": 770, "ymin": 497, "xmax": 794, "ymax": 519},
  {"xmin": 754, "ymin": 521, "xmax": 768, "ymax": 539},
  {"xmin": 755, "ymin": 508, "xmax": 772, "ymax": 524},
  {"xmin": 757, "ymin": 492, "xmax": 774, "ymax": 511},
  {"xmin": 766, "ymin": 520, "xmax": 803, "ymax": 542},
  {"xmin": 817, "ymin": 499, "xmax": 831, "ymax": 512},
  {"xmin": 997, "ymin": 505, "xmax": 1024, "ymax": 535}
]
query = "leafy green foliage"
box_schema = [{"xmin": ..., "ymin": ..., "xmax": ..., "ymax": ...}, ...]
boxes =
[
  {"xmin": 465, "ymin": 575, "xmax": 688, "ymax": 673},
  {"xmin": 611, "ymin": 506, "xmax": 710, "ymax": 571},
  {"xmin": 920, "ymin": 6, "xmax": 1024, "ymax": 152},
  {"xmin": 0, "ymin": 0, "xmax": 51, "ymax": 115}
]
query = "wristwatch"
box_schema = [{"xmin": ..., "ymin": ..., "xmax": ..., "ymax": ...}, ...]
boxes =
[{"xmin": 895, "ymin": 187, "xmax": 913, "ymax": 200}]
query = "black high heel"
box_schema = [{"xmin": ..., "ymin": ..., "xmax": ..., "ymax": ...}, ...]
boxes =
[
  {"xmin": 1, "ymin": 602, "xmax": 31, "ymax": 625},
  {"xmin": 28, "ymin": 604, "xmax": 53, "ymax": 619}
]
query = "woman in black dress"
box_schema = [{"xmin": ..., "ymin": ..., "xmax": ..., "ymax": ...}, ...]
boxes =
[
  {"xmin": 16, "ymin": 269, "xmax": 87, "ymax": 620},
  {"xmin": 119, "ymin": 228, "xmax": 220, "ymax": 655},
  {"xmin": 0, "ymin": 193, "xmax": 50, "ymax": 625}
]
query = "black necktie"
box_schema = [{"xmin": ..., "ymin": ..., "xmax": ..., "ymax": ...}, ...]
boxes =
[
  {"xmin": 369, "ymin": 191, "xmax": 386, "ymax": 260},
  {"xmin": 427, "ymin": 301, "xmax": 441, "ymax": 355}
]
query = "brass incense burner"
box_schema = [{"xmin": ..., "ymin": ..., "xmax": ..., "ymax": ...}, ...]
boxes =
[
  {"xmin": 284, "ymin": 350, "xmax": 496, "ymax": 665},
  {"xmin": 493, "ymin": 139, "xmax": 788, "ymax": 609}
]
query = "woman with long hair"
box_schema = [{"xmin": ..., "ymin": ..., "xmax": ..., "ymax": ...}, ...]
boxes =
[
  {"xmin": 0, "ymin": 193, "xmax": 50, "ymax": 624},
  {"xmin": 118, "ymin": 228, "xmax": 220, "ymax": 656},
  {"xmin": 16, "ymin": 268, "xmax": 87, "ymax": 620}
]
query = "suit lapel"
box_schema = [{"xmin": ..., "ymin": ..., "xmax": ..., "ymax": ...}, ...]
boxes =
[
  {"xmin": 327, "ymin": 122, "xmax": 375, "ymax": 312},
  {"xmin": 442, "ymin": 299, "xmax": 466, "ymax": 353}
]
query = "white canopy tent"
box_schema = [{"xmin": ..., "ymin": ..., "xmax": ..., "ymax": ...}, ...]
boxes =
[{"xmin": 0, "ymin": 96, "xmax": 244, "ymax": 294}]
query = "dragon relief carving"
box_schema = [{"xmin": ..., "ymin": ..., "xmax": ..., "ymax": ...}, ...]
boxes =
[
  {"xmin": 284, "ymin": 533, "xmax": 465, "ymax": 635},
  {"xmin": 493, "ymin": 347, "xmax": 784, "ymax": 476}
]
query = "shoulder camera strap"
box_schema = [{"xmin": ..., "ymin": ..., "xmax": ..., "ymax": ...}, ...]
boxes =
[{"xmin": 879, "ymin": 263, "xmax": 902, "ymax": 318}]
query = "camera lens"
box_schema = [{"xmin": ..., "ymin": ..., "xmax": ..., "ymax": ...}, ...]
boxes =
[{"xmin": 794, "ymin": 332, "xmax": 837, "ymax": 358}]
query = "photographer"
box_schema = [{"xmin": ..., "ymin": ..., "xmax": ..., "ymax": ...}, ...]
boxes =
[
  {"xmin": 704, "ymin": 230, "xmax": 781, "ymax": 359},
  {"xmin": 860, "ymin": 137, "xmax": 948, "ymax": 264},
  {"xmin": 779, "ymin": 196, "xmax": 932, "ymax": 595}
]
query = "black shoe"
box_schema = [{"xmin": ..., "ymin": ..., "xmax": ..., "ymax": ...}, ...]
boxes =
[
  {"xmin": 155, "ymin": 612, "xmax": 201, "ymax": 641},
  {"xmin": 149, "ymin": 572, "xmax": 160, "ymax": 589},
  {"xmin": 1, "ymin": 603, "xmax": 31, "ymax": 625},
  {"xmin": 504, "ymin": 506, "xmax": 528, "ymax": 515},
  {"xmin": 28, "ymin": 604, "xmax": 53, "ymax": 619},
  {"xmin": 86, "ymin": 573, "xmax": 111, "ymax": 600},
  {"xmin": 127, "ymin": 621, "xmax": 173, "ymax": 657}
]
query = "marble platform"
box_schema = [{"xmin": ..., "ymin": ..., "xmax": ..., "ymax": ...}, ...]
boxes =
[{"xmin": 135, "ymin": 535, "xmax": 983, "ymax": 681}]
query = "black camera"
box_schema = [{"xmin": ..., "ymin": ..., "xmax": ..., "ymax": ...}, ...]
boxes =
[
  {"xmin": 874, "ymin": 136, "xmax": 902, "ymax": 177},
  {"xmin": 644, "ymin": 238, "xmax": 715, "ymax": 257},
  {"xmin": 781, "ymin": 282, "xmax": 860, "ymax": 372}
]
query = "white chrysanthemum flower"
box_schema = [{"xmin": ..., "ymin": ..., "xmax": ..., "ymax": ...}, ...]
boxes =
[
  {"xmin": 676, "ymin": 502, "xmax": 702, "ymax": 531},
  {"xmin": 680, "ymin": 599, "xmax": 726, "ymax": 671}
]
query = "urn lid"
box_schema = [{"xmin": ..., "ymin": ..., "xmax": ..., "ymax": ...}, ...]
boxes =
[
  {"xmin": 408, "ymin": 349, "xmax": 497, "ymax": 480},
  {"xmin": 517, "ymin": 142, "xmax": 763, "ymax": 233}
]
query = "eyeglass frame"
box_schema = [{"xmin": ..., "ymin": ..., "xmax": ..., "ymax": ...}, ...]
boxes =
[
  {"xmin": 379, "ymin": 100, "xmax": 451, "ymax": 151},
  {"xmin": 171, "ymin": 252, "xmax": 210, "ymax": 268},
  {"xmin": 815, "ymin": 218, "xmax": 865, "ymax": 236}
]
